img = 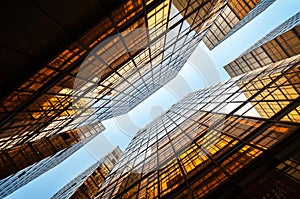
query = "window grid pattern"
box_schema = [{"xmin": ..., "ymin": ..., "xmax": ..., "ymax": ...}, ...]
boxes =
[
  {"xmin": 93, "ymin": 0, "xmax": 223, "ymax": 122},
  {"xmin": 0, "ymin": 142, "xmax": 84, "ymax": 198},
  {"xmin": 51, "ymin": 147, "xmax": 123, "ymax": 199},
  {"xmin": 235, "ymin": 150, "xmax": 300, "ymax": 198},
  {"xmin": 0, "ymin": 122, "xmax": 105, "ymax": 179},
  {"xmin": 225, "ymin": 12, "xmax": 300, "ymax": 77},
  {"xmin": 95, "ymin": 56, "xmax": 300, "ymax": 199},
  {"xmin": 0, "ymin": 0, "xmax": 146, "ymax": 152},
  {"xmin": 202, "ymin": 0, "xmax": 262, "ymax": 50},
  {"xmin": 217, "ymin": 0, "xmax": 276, "ymax": 46},
  {"xmin": 0, "ymin": 0, "xmax": 222, "ymax": 155}
]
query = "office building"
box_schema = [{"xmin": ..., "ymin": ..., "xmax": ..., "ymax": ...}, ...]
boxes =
[
  {"xmin": 1, "ymin": 1, "xmax": 299, "ymax": 198},
  {"xmin": 224, "ymin": 12, "xmax": 300, "ymax": 77},
  {"xmin": 0, "ymin": 0, "xmax": 225, "ymax": 164},
  {"xmin": 202, "ymin": 0, "xmax": 275, "ymax": 50},
  {"xmin": 0, "ymin": 122, "xmax": 105, "ymax": 179},
  {"xmin": 51, "ymin": 147, "xmax": 122, "ymax": 199},
  {"xmin": 0, "ymin": 141, "xmax": 86, "ymax": 198},
  {"xmin": 63, "ymin": 0, "xmax": 228, "ymax": 123},
  {"xmin": 95, "ymin": 55, "xmax": 300, "ymax": 198}
]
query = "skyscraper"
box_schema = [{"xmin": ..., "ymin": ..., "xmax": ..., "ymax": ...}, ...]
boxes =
[
  {"xmin": 51, "ymin": 147, "xmax": 122, "ymax": 199},
  {"xmin": 0, "ymin": 141, "xmax": 87, "ymax": 198},
  {"xmin": 0, "ymin": 122, "xmax": 105, "ymax": 179},
  {"xmin": 95, "ymin": 55, "xmax": 300, "ymax": 198},
  {"xmin": 224, "ymin": 12, "xmax": 300, "ymax": 77},
  {"xmin": 1, "ymin": 1, "xmax": 299, "ymax": 198},
  {"xmin": 202, "ymin": 0, "xmax": 275, "ymax": 50},
  {"xmin": 0, "ymin": 0, "xmax": 225, "ymax": 163}
]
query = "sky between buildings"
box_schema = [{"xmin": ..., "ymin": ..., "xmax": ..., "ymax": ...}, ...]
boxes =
[{"xmin": 6, "ymin": 0, "xmax": 300, "ymax": 198}]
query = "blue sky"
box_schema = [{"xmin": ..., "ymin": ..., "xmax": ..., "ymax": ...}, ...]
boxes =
[{"xmin": 6, "ymin": 0, "xmax": 300, "ymax": 198}]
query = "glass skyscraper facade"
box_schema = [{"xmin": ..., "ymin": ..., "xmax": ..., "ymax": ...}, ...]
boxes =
[
  {"xmin": 0, "ymin": 0, "xmax": 225, "ymax": 170},
  {"xmin": 0, "ymin": 122, "xmax": 104, "ymax": 179},
  {"xmin": 202, "ymin": 0, "xmax": 275, "ymax": 50},
  {"xmin": 51, "ymin": 147, "xmax": 122, "ymax": 199},
  {"xmin": 95, "ymin": 55, "xmax": 300, "ymax": 198},
  {"xmin": 79, "ymin": 0, "xmax": 224, "ymax": 122},
  {"xmin": 224, "ymin": 12, "xmax": 300, "ymax": 77},
  {"xmin": 1, "ymin": 0, "xmax": 300, "ymax": 198},
  {"xmin": 0, "ymin": 141, "xmax": 86, "ymax": 198}
]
